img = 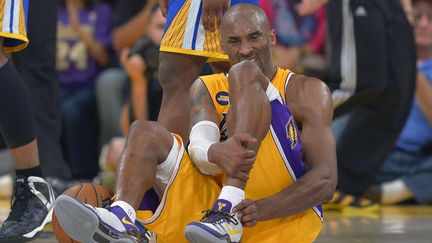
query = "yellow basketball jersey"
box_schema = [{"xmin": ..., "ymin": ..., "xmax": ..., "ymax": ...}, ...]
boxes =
[
  {"xmin": 136, "ymin": 134, "xmax": 221, "ymax": 243},
  {"xmin": 200, "ymin": 68, "xmax": 323, "ymax": 242}
]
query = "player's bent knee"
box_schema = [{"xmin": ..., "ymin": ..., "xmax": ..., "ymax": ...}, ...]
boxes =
[
  {"xmin": 228, "ymin": 60, "xmax": 262, "ymax": 85},
  {"xmin": 129, "ymin": 121, "xmax": 163, "ymax": 140}
]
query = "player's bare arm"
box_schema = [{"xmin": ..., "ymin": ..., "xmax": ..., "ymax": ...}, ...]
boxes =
[
  {"xmin": 235, "ymin": 75, "xmax": 337, "ymax": 221},
  {"xmin": 189, "ymin": 79, "xmax": 256, "ymax": 180}
]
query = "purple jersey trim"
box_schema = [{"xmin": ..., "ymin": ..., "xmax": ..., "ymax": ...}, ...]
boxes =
[{"xmin": 269, "ymin": 100, "xmax": 323, "ymax": 221}]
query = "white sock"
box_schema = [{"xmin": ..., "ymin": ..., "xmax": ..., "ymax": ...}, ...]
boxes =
[
  {"xmin": 112, "ymin": 200, "xmax": 136, "ymax": 222},
  {"xmin": 217, "ymin": 186, "xmax": 245, "ymax": 212},
  {"xmin": 381, "ymin": 179, "xmax": 413, "ymax": 204}
]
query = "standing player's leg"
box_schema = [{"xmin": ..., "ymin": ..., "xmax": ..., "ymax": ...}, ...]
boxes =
[
  {"xmin": 55, "ymin": 120, "xmax": 177, "ymax": 242},
  {"xmin": 158, "ymin": 52, "xmax": 207, "ymax": 141},
  {"xmin": 185, "ymin": 61, "xmax": 273, "ymax": 242},
  {"xmin": 0, "ymin": 37, "xmax": 55, "ymax": 242},
  {"xmin": 13, "ymin": 0, "xmax": 72, "ymax": 180}
]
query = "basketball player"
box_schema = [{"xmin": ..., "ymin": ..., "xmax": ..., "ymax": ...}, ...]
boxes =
[
  {"xmin": 55, "ymin": 4, "xmax": 336, "ymax": 243},
  {"xmin": 0, "ymin": 0, "xmax": 56, "ymax": 242},
  {"xmin": 156, "ymin": 0, "xmax": 258, "ymax": 142},
  {"xmin": 157, "ymin": 0, "xmax": 329, "ymax": 142}
]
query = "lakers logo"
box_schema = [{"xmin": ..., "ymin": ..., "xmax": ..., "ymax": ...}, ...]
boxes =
[
  {"xmin": 218, "ymin": 202, "xmax": 227, "ymax": 211},
  {"xmin": 216, "ymin": 91, "xmax": 229, "ymax": 106},
  {"xmin": 286, "ymin": 117, "xmax": 298, "ymax": 149}
]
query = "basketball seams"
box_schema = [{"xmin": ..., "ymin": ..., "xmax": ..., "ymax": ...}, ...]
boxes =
[{"xmin": 91, "ymin": 183, "xmax": 99, "ymax": 207}]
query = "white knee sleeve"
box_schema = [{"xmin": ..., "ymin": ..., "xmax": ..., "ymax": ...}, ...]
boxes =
[{"xmin": 156, "ymin": 136, "xmax": 180, "ymax": 184}]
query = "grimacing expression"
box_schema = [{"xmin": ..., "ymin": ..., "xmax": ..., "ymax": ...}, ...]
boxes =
[{"xmin": 221, "ymin": 9, "xmax": 276, "ymax": 72}]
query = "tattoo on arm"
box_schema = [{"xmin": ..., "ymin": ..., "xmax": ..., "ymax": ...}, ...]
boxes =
[
  {"xmin": 190, "ymin": 88, "xmax": 211, "ymax": 125},
  {"xmin": 189, "ymin": 88, "xmax": 207, "ymax": 108}
]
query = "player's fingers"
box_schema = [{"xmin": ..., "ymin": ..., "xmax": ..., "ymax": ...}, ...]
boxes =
[
  {"xmin": 240, "ymin": 203, "xmax": 257, "ymax": 215},
  {"xmin": 243, "ymin": 219, "xmax": 257, "ymax": 227},
  {"xmin": 240, "ymin": 164, "xmax": 252, "ymax": 173},
  {"xmin": 241, "ymin": 214, "xmax": 258, "ymax": 225},
  {"xmin": 244, "ymin": 149, "xmax": 256, "ymax": 159},
  {"xmin": 232, "ymin": 200, "xmax": 248, "ymax": 213},
  {"xmin": 158, "ymin": 0, "xmax": 168, "ymax": 17},
  {"xmin": 208, "ymin": 12, "xmax": 216, "ymax": 32}
]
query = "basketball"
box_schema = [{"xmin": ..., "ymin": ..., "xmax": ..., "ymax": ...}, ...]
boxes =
[{"xmin": 52, "ymin": 183, "xmax": 112, "ymax": 243}]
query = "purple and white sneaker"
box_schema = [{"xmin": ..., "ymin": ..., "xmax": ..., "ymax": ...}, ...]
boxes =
[
  {"xmin": 184, "ymin": 199, "xmax": 243, "ymax": 243},
  {"xmin": 54, "ymin": 195, "xmax": 150, "ymax": 243}
]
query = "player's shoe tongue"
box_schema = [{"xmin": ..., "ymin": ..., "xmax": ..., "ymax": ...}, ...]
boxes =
[
  {"xmin": 109, "ymin": 206, "xmax": 137, "ymax": 231},
  {"xmin": 212, "ymin": 199, "xmax": 233, "ymax": 213}
]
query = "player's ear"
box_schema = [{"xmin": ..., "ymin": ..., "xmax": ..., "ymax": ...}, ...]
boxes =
[{"xmin": 269, "ymin": 29, "xmax": 276, "ymax": 45}]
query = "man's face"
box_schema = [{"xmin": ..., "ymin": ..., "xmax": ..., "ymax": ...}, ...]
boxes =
[
  {"xmin": 221, "ymin": 12, "xmax": 276, "ymax": 72},
  {"xmin": 147, "ymin": 9, "xmax": 166, "ymax": 45},
  {"xmin": 414, "ymin": 1, "xmax": 432, "ymax": 47}
]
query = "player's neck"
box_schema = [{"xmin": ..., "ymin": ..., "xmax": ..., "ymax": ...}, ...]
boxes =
[{"xmin": 263, "ymin": 64, "xmax": 277, "ymax": 82}]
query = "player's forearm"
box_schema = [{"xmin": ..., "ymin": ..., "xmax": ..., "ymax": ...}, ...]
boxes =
[{"xmin": 256, "ymin": 168, "xmax": 335, "ymax": 221}]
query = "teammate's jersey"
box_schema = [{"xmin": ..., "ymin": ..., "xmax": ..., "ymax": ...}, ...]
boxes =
[
  {"xmin": 160, "ymin": 0, "xmax": 258, "ymax": 62},
  {"xmin": 0, "ymin": 0, "xmax": 29, "ymax": 52},
  {"xmin": 199, "ymin": 67, "xmax": 323, "ymax": 242}
]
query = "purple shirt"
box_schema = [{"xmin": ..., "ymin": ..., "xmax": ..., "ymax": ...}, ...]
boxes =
[{"xmin": 57, "ymin": 3, "xmax": 113, "ymax": 87}]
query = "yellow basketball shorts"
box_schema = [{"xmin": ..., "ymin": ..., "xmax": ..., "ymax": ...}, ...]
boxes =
[
  {"xmin": 0, "ymin": 0, "xmax": 29, "ymax": 52},
  {"xmin": 160, "ymin": 0, "xmax": 228, "ymax": 62}
]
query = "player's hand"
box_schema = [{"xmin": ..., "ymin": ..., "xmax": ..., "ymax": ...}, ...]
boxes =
[
  {"xmin": 233, "ymin": 199, "xmax": 258, "ymax": 227},
  {"xmin": 120, "ymin": 48, "xmax": 148, "ymax": 83},
  {"xmin": 297, "ymin": 0, "xmax": 328, "ymax": 16},
  {"xmin": 158, "ymin": 0, "xmax": 169, "ymax": 17},
  {"xmin": 202, "ymin": 0, "xmax": 229, "ymax": 32},
  {"xmin": 208, "ymin": 133, "xmax": 257, "ymax": 181}
]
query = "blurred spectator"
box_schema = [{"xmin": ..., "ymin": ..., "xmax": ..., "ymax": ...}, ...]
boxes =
[
  {"xmin": 11, "ymin": 0, "xmax": 73, "ymax": 181},
  {"xmin": 57, "ymin": 0, "xmax": 113, "ymax": 179},
  {"xmin": 259, "ymin": 0, "xmax": 327, "ymax": 76},
  {"xmin": 98, "ymin": 7, "xmax": 165, "ymax": 185},
  {"xmin": 363, "ymin": 0, "xmax": 432, "ymax": 205},
  {"xmin": 327, "ymin": 0, "xmax": 416, "ymax": 210},
  {"xmin": 96, "ymin": 0, "xmax": 158, "ymax": 146}
]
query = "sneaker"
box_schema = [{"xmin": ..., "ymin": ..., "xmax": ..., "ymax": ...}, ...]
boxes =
[
  {"xmin": 54, "ymin": 195, "xmax": 151, "ymax": 243},
  {"xmin": 185, "ymin": 199, "xmax": 243, "ymax": 243},
  {"xmin": 324, "ymin": 190, "xmax": 380, "ymax": 214},
  {"xmin": 0, "ymin": 176, "xmax": 56, "ymax": 243}
]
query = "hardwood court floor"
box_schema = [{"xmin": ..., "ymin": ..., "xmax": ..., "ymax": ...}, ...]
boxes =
[{"xmin": 1, "ymin": 198, "xmax": 431, "ymax": 243}]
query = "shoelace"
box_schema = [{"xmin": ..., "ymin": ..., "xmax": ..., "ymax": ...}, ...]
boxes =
[
  {"xmin": 200, "ymin": 210, "xmax": 239, "ymax": 226},
  {"xmin": 126, "ymin": 227, "xmax": 151, "ymax": 242},
  {"xmin": 7, "ymin": 181, "xmax": 32, "ymax": 221}
]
